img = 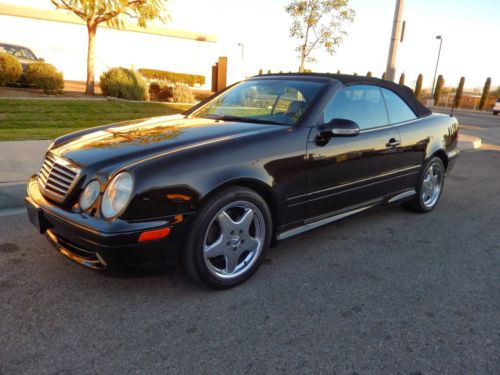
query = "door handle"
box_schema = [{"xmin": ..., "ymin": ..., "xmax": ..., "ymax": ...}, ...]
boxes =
[{"xmin": 386, "ymin": 138, "xmax": 400, "ymax": 149}]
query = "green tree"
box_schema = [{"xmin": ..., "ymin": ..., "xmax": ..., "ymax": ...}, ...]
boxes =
[
  {"xmin": 51, "ymin": 0, "xmax": 166, "ymax": 95},
  {"xmin": 398, "ymin": 72, "xmax": 405, "ymax": 85},
  {"xmin": 381, "ymin": 72, "xmax": 386, "ymax": 80},
  {"xmin": 454, "ymin": 77, "xmax": 465, "ymax": 108},
  {"xmin": 267, "ymin": 69, "xmax": 272, "ymax": 74},
  {"xmin": 258, "ymin": 69, "xmax": 263, "ymax": 75},
  {"xmin": 353, "ymin": 72, "xmax": 357, "ymax": 76},
  {"xmin": 336, "ymin": 69, "xmax": 341, "ymax": 74},
  {"xmin": 286, "ymin": 0, "xmax": 355, "ymax": 72},
  {"xmin": 433, "ymin": 75, "xmax": 444, "ymax": 105},
  {"xmin": 366, "ymin": 71, "xmax": 372, "ymax": 77},
  {"xmin": 479, "ymin": 77, "xmax": 491, "ymax": 110},
  {"xmin": 414, "ymin": 73, "xmax": 423, "ymax": 100}
]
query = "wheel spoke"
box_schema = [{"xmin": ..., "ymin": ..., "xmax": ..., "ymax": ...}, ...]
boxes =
[
  {"xmin": 225, "ymin": 252, "xmax": 239, "ymax": 273},
  {"xmin": 236, "ymin": 208, "xmax": 254, "ymax": 233},
  {"xmin": 241, "ymin": 236, "xmax": 259, "ymax": 253},
  {"xmin": 217, "ymin": 211, "xmax": 236, "ymax": 235},
  {"xmin": 204, "ymin": 236, "xmax": 226, "ymax": 258}
]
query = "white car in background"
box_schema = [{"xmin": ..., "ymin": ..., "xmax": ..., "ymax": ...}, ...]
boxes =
[{"xmin": 493, "ymin": 98, "xmax": 500, "ymax": 115}]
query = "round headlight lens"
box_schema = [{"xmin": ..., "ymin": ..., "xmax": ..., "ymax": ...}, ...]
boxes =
[
  {"xmin": 79, "ymin": 180, "xmax": 101, "ymax": 211},
  {"xmin": 101, "ymin": 172, "xmax": 133, "ymax": 219}
]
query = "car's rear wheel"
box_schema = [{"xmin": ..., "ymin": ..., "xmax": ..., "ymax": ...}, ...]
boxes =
[
  {"xmin": 403, "ymin": 156, "xmax": 445, "ymax": 213},
  {"xmin": 182, "ymin": 186, "xmax": 272, "ymax": 289}
]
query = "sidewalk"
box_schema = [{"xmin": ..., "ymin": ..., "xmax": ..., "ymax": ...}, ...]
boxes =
[{"xmin": 0, "ymin": 140, "xmax": 51, "ymax": 209}]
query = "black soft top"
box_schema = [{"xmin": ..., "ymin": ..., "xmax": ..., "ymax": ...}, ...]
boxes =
[{"xmin": 256, "ymin": 73, "xmax": 432, "ymax": 118}]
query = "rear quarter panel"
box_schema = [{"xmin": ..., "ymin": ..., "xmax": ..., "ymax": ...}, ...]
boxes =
[{"xmin": 396, "ymin": 113, "xmax": 459, "ymax": 171}]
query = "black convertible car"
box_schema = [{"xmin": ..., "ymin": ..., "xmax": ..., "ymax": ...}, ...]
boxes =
[{"xmin": 26, "ymin": 74, "xmax": 459, "ymax": 288}]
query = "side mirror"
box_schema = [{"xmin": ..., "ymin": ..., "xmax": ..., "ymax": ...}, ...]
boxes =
[
  {"xmin": 38, "ymin": 57, "xmax": 45, "ymax": 62},
  {"xmin": 320, "ymin": 118, "xmax": 360, "ymax": 138}
]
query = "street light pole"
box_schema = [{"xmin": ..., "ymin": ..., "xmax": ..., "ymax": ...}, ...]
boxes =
[
  {"xmin": 237, "ymin": 43, "xmax": 245, "ymax": 59},
  {"xmin": 430, "ymin": 35, "xmax": 443, "ymax": 98}
]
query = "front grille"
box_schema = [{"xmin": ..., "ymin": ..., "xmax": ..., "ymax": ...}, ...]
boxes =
[{"xmin": 38, "ymin": 153, "xmax": 80, "ymax": 202}]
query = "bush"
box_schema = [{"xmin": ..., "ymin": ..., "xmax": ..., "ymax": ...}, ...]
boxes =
[
  {"xmin": 148, "ymin": 81, "xmax": 195, "ymax": 103},
  {"xmin": 139, "ymin": 68, "xmax": 205, "ymax": 86},
  {"xmin": 0, "ymin": 53, "xmax": 22, "ymax": 85},
  {"xmin": 171, "ymin": 84, "xmax": 194, "ymax": 103},
  {"xmin": 25, "ymin": 61, "xmax": 64, "ymax": 94},
  {"xmin": 100, "ymin": 67, "xmax": 149, "ymax": 101}
]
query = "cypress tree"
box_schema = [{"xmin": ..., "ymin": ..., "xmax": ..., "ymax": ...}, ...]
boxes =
[
  {"xmin": 366, "ymin": 71, "xmax": 372, "ymax": 77},
  {"xmin": 479, "ymin": 77, "xmax": 491, "ymax": 110},
  {"xmin": 381, "ymin": 72, "xmax": 386, "ymax": 80},
  {"xmin": 258, "ymin": 69, "xmax": 263, "ymax": 75},
  {"xmin": 414, "ymin": 74, "xmax": 423, "ymax": 100},
  {"xmin": 454, "ymin": 77, "xmax": 465, "ymax": 108},
  {"xmin": 399, "ymin": 72, "xmax": 405, "ymax": 85},
  {"xmin": 336, "ymin": 69, "xmax": 341, "ymax": 74},
  {"xmin": 267, "ymin": 69, "xmax": 271, "ymax": 74},
  {"xmin": 353, "ymin": 72, "xmax": 358, "ymax": 76},
  {"xmin": 433, "ymin": 75, "xmax": 445, "ymax": 105}
]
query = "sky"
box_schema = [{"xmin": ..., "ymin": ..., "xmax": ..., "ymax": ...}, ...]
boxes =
[{"xmin": 1, "ymin": 0, "xmax": 499, "ymax": 90}]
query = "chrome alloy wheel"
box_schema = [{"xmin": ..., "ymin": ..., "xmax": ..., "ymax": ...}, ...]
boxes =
[
  {"xmin": 203, "ymin": 201, "xmax": 265, "ymax": 280},
  {"xmin": 421, "ymin": 161, "xmax": 444, "ymax": 208}
]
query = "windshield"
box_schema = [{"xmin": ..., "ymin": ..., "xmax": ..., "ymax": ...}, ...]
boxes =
[
  {"xmin": 0, "ymin": 45, "xmax": 37, "ymax": 60},
  {"xmin": 191, "ymin": 79, "xmax": 327, "ymax": 125}
]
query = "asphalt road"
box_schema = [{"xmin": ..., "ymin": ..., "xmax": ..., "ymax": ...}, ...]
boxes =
[{"xmin": 1, "ymin": 112, "xmax": 499, "ymax": 374}]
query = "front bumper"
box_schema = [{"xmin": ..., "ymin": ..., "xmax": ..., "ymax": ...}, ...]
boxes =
[{"xmin": 26, "ymin": 175, "xmax": 187, "ymax": 269}]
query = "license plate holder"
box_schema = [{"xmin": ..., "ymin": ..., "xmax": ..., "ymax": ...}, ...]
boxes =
[{"xmin": 26, "ymin": 198, "xmax": 47, "ymax": 234}]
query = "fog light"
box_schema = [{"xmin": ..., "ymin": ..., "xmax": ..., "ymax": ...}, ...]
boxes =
[{"xmin": 138, "ymin": 228, "xmax": 171, "ymax": 242}]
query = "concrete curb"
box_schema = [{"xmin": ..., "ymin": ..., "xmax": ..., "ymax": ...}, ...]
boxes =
[{"xmin": 458, "ymin": 134, "xmax": 482, "ymax": 150}]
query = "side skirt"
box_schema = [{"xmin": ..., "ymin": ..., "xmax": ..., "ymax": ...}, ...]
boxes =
[{"xmin": 276, "ymin": 189, "xmax": 416, "ymax": 241}]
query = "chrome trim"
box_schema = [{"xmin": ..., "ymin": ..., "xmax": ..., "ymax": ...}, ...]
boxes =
[
  {"xmin": 46, "ymin": 230, "xmax": 106, "ymax": 270},
  {"xmin": 387, "ymin": 189, "xmax": 416, "ymax": 203},
  {"xmin": 287, "ymin": 165, "xmax": 421, "ymax": 204},
  {"xmin": 37, "ymin": 152, "xmax": 80, "ymax": 202},
  {"xmin": 277, "ymin": 203, "xmax": 376, "ymax": 240}
]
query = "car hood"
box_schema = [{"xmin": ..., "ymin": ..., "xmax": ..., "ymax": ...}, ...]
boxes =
[{"xmin": 51, "ymin": 115, "xmax": 284, "ymax": 171}]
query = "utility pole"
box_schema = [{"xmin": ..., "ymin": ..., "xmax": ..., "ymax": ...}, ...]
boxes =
[{"xmin": 385, "ymin": 0, "xmax": 405, "ymax": 82}]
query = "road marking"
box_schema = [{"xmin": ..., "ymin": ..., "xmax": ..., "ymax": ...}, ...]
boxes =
[{"xmin": 0, "ymin": 207, "xmax": 25, "ymax": 217}]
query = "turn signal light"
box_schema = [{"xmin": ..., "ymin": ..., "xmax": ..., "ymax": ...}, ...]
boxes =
[{"xmin": 138, "ymin": 228, "xmax": 171, "ymax": 242}]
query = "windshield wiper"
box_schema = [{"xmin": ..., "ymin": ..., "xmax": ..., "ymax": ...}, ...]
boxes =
[{"xmin": 211, "ymin": 115, "xmax": 284, "ymax": 125}]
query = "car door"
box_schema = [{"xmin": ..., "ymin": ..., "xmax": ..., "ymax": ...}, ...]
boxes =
[
  {"xmin": 380, "ymin": 88, "xmax": 424, "ymax": 188},
  {"xmin": 305, "ymin": 84, "xmax": 402, "ymax": 220}
]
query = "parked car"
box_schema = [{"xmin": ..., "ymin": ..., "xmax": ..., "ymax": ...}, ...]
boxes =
[
  {"xmin": 26, "ymin": 74, "xmax": 460, "ymax": 288},
  {"xmin": 493, "ymin": 98, "xmax": 500, "ymax": 115},
  {"xmin": 0, "ymin": 43, "xmax": 43, "ymax": 81}
]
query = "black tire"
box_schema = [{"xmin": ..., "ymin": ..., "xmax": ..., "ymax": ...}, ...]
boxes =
[
  {"xmin": 403, "ymin": 156, "xmax": 445, "ymax": 213},
  {"xmin": 181, "ymin": 186, "xmax": 272, "ymax": 289},
  {"xmin": 494, "ymin": 111, "xmax": 498, "ymax": 116}
]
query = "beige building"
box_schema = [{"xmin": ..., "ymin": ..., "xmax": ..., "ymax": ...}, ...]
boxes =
[{"xmin": 0, "ymin": 4, "xmax": 218, "ymax": 88}]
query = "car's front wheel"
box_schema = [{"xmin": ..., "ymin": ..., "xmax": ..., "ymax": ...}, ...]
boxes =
[
  {"xmin": 404, "ymin": 156, "xmax": 445, "ymax": 213},
  {"xmin": 182, "ymin": 186, "xmax": 272, "ymax": 289}
]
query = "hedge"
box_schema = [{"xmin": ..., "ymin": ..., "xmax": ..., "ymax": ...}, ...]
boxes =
[{"xmin": 139, "ymin": 68, "xmax": 205, "ymax": 86}]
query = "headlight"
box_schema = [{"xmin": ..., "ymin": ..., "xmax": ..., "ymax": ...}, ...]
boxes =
[
  {"xmin": 101, "ymin": 172, "xmax": 134, "ymax": 219},
  {"xmin": 79, "ymin": 180, "xmax": 101, "ymax": 211}
]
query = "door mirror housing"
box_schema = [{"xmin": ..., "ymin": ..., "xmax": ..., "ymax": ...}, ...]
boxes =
[
  {"xmin": 38, "ymin": 57, "xmax": 45, "ymax": 62},
  {"xmin": 320, "ymin": 118, "xmax": 360, "ymax": 138}
]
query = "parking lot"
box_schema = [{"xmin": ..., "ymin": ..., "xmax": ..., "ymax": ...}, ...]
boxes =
[{"xmin": 0, "ymin": 110, "xmax": 499, "ymax": 374}]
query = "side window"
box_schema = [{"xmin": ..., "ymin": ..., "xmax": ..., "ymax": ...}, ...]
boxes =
[
  {"xmin": 382, "ymin": 88, "xmax": 417, "ymax": 124},
  {"xmin": 323, "ymin": 85, "xmax": 389, "ymax": 130}
]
